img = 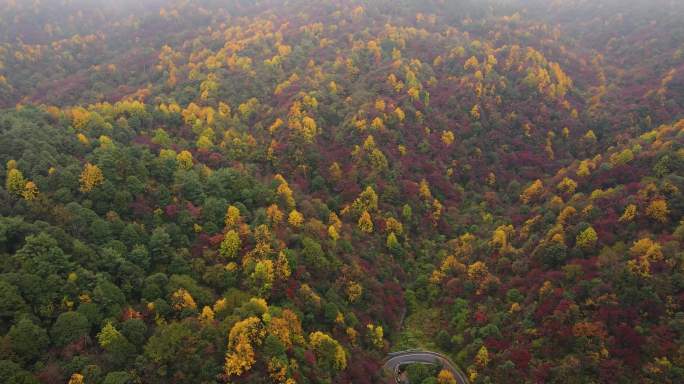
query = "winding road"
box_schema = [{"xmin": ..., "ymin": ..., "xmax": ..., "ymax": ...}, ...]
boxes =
[{"xmin": 382, "ymin": 350, "xmax": 469, "ymax": 384}]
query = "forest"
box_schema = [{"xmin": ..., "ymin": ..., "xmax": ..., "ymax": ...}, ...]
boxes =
[{"xmin": 0, "ymin": 0, "xmax": 682, "ymax": 383}]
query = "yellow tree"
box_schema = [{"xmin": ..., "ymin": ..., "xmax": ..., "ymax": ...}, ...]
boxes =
[
  {"xmin": 328, "ymin": 225, "xmax": 339, "ymax": 241},
  {"xmin": 176, "ymin": 150, "xmax": 194, "ymax": 170},
  {"xmin": 490, "ymin": 225, "xmax": 511, "ymax": 253},
  {"xmin": 470, "ymin": 104, "xmax": 480, "ymax": 120},
  {"xmin": 374, "ymin": 99, "xmax": 386, "ymax": 112},
  {"xmin": 385, "ymin": 217, "xmax": 403, "ymax": 235},
  {"xmin": 393, "ymin": 107, "xmax": 405, "ymax": 122},
  {"xmin": 99, "ymin": 135, "xmax": 113, "ymax": 149},
  {"xmin": 225, "ymin": 317, "xmax": 266, "ymax": 376},
  {"xmin": 582, "ymin": 130, "xmax": 597, "ymax": 144},
  {"xmin": 351, "ymin": 5, "xmax": 365, "ymax": 21},
  {"xmin": 275, "ymin": 251, "xmax": 291, "ymax": 280},
  {"xmin": 366, "ymin": 323, "xmax": 384, "ymax": 348},
  {"xmin": 545, "ymin": 133, "xmax": 555, "ymax": 160},
  {"xmin": 626, "ymin": 238, "xmax": 662, "ymax": 278},
  {"xmin": 557, "ymin": 125, "xmax": 568, "ymax": 139},
  {"xmin": 347, "ymin": 282, "xmax": 362, "ymax": 303},
  {"xmin": 329, "ymin": 162, "xmax": 342, "ymax": 182},
  {"xmin": 438, "ymin": 370, "xmax": 457, "ymax": 384},
  {"xmin": 487, "ymin": 172, "xmax": 496, "ymax": 186},
  {"xmin": 619, "ymin": 204, "xmax": 637, "ymax": 222},
  {"xmin": 467, "ymin": 261, "xmax": 489, "ymax": 282},
  {"xmin": 371, "ymin": 116, "xmax": 385, "ymax": 130},
  {"xmin": 408, "ymin": 87, "xmax": 420, "ymax": 101},
  {"xmin": 520, "ymin": 179, "xmax": 543, "ymax": 204},
  {"xmin": 346, "ymin": 327, "xmax": 359, "ymax": 346},
  {"xmin": 225, "ymin": 205, "xmax": 242, "ymax": 228},
  {"xmin": 267, "ymin": 358, "xmax": 290, "ymax": 383},
  {"xmin": 475, "ymin": 345, "xmax": 490, "ymax": 367},
  {"xmin": 287, "ymin": 101, "xmax": 319, "ymax": 143},
  {"xmin": 276, "ymin": 175, "xmax": 296, "ymax": 208},
  {"xmin": 251, "ymin": 259, "xmax": 275, "ymax": 294},
  {"xmin": 358, "ymin": 211, "xmax": 373, "ymax": 233},
  {"xmin": 646, "ymin": 199, "xmax": 669, "ymax": 223},
  {"xmin": 288, "ymin": 209, "xmax": 304, "ymax": 228},
  {"xmin": 386, "ymin": 232, "xmax": 400, "ymax": 251},
  {"xmin": 5, "ymin": 168, "xmax": 26, "ymax": 196},
  {"xmin": 441, "ymin": 131, "xmax": 455, "ymax": 146},
  {"xmin": 266, "ymin": 314, "xmax": 294, "ymax": 350},
  {"xmin": 196, "ymin": 135, "xmax": 212, "ymax": 150},
  {"xmin": 419, "ymin": 179, "xmax": 432, "ymax": 201},
  {"xmin": 68, "ymin": 373, "xmax": 85, "ymax": 384},
  {"xmin": 171, "ymin": 288, "xmax": 197, "ymax": 311},
  {"xmin": 630, "ymin": 238, "xmax": 663, "ymax": 262},
  {"xmin": 328, "ymin": 81, "xmax": 339, "ymax": 94},
  {"xmin": 218, "ymin": 101, "xmax": 231, "ymax": 117},
  {"xmin": 464, "ymin": 56, "xmax": 479, "ymax": 70},
  {"xmin": 576, "ymin": 226, "xmax": 598, "ymax": 250},
  {"xmin": 557, "ymin": 206, "xmax": 577, "ymax": 226},
  {"xmin": 431, "ymin": 199, "xmax": 443, "ymax": 225},
  {"xmin": 369, "ymin": 147, "xmax": 389, "ymax": 174},
  {"xmin": 200, "ymin": 306, "xmax": 215, "ymax": 322},
  {"xmin": 269, "ymin": 118, "xmax": 284, "ymax": 134},
  {"xmin": 309, "ymin": 331, "xmax": 347, "ymax": 372},
  {"xmin": 96, "ymin": 322, "xmax": 122, "ymax": 348},
  {"xmin": 225, "ymin": 333, "xmax": 256, "ymax": 376},
  {"xmin": 301, "ymin": 116, "xmax": 318, "ymax": 142},
  {"xmin": 351, "ymin": 186, "xmax": 378, "ymax": 213},
  {"xmin": 557, "ymin": 177, "xmax": 578, "ymax": 196},
  {"xmin": 21, "ymin": 181, "xmax": 39, "ymax": 201},
  {"xmin": 577, "ymin": 160, "xmax": 592, "ymax": 177},
  {"xmin": 329, "ymin": 212, "xmax": 342, "ymax": 230},
  {"xmin": 266, "ymin": 204, "xmax": 284, "ymax": 225},
  {"xmin": 79, "ymin": 163, "xmax": 104, "ymax": 192}
]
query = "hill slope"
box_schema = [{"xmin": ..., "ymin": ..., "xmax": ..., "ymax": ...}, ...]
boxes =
[{"xmin": 0, "ymin": 1, "xmax": 682, "ymax": 383}]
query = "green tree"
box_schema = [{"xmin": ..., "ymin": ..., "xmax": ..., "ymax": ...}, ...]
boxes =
[
  {"xmin": 120, "ymin": 319, "xmax": 147, "ymax": 347},
  {"xmin": 149, "ymin": 227, "xmax": 172, "ymax": 264},
  {"xmin": 77, "ymin": 302, "xmax": 103, "ymax": 329},
  {"xmin": 143, "ymin": 321, "xmax": 216, "ymax": 383},
  {"xmin": 537, "ymin": 242, "xmax": 567, "ymax": 268},
  {"xmin": 13, "ymin": 233, "xmax": 71, "ymax": 277},
  {"xmin": 128, "ymin": 244, "xmax": 150, "ymax": 271},
  {"xmin": 93, "ymin": 280, "xmax": 126, "ymax": 319},
  {"xmin": 51, "ymin": 311, "xmax": 90, "ymax": 347},
  {"xmin": 301, "ymin": 237, "xmax": 328, "ymax": 273},
  {"xmin": 102, "ymin": 372, "xmax": 132, "ymax": 384},
  {"xmin": 0, "ymin": 280, "xmax": 26, "ymax": 319},
  {"xmin": 0, "ymin": 360, "xmax": 39, "ymax": 384},
  {"xmin": 7, "ymin": 317, "xmax": 49, "ymax": 363}
]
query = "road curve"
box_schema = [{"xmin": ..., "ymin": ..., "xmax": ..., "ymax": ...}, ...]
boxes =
[{"xmin": 382, "ymin": 350, "xmax": 469, "ymax": 384}]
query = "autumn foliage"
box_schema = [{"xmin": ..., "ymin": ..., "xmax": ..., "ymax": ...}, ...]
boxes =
[{"xmin": 0, "ymin": 1, "xmax": 683, "ymax": 384}]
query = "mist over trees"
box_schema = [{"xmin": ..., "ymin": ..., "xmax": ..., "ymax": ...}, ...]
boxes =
[{"xmin": 0, "ymin": 1, "xmax": 683, "ymax": 383}]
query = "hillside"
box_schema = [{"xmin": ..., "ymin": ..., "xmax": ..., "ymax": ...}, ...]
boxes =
[{"xmin": 0, "ymin": 1, "xmax": 682, "ymax": 383}]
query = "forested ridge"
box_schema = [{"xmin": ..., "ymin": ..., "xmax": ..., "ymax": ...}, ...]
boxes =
[{"xmin": 0, "ymin": 1, "xmax": 682, "ymax": 383}]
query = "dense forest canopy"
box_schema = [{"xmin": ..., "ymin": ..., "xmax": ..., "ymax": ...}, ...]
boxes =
[{"xmin": 0, "ymin": 0, "xmax": 682, "ymax": 383}]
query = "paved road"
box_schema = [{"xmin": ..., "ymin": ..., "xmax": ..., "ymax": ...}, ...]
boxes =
[{"xmin": 382, "ymin": 350, "xmax": 469, "ymax": 384}]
